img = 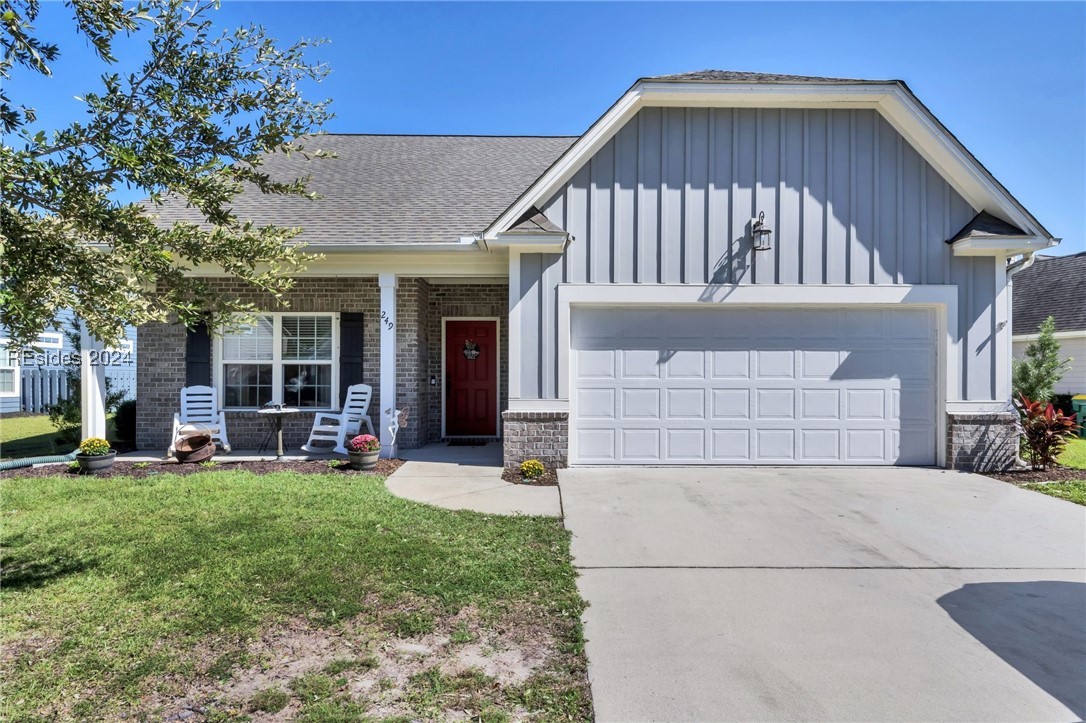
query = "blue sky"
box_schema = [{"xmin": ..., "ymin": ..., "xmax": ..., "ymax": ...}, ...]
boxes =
[{"xmin": 16, "ymin": 1, "xmax": 1086, "ymax": 254}]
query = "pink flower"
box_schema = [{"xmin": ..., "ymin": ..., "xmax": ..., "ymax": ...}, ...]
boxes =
[{"xmin": 347, "ymin": 433, "xmax": 380, "ymax": 452}]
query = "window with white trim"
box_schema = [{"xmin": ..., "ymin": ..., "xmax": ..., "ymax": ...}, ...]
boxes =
[
  {"xmin": 217, "ymin": 313, "xmax": 338, "ymax": 409},
  {"xmin": 0, "ymin": 343, "xmax": 17, "ymax": 397}
]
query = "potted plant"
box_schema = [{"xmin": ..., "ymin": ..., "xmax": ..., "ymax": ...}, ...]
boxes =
[
  {"xmin": 346, "ymin": 433, "xmax": 380, "ymax": 470},
  {"xmin": 76, "ymin": 436, "xmax": 116, "ymax": 473}
]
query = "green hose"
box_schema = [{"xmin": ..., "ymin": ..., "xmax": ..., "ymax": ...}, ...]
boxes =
[{"xmin": 0, "ymin": 450, "xmax": 79, "ymax": 471}]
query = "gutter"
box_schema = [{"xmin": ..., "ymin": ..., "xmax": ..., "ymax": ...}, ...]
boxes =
[
  {"xmin": 298, "ymin": 239, "xmax": 485, "ymax": 254},
  {"xmin": 1005, "ymin": 250, "xmax": 1040, "ymax": 469}
]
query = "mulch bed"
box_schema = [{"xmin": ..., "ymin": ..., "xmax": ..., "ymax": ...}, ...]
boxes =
[
  {"xmin": 0, "ymin": 457, "xmax": 405, "ymax": 480},
  {"xmin": 501, "ymin": 467, "xmax": 560, "ymax": 487},
  {"xmin": 985, "ymin": 464, "xmax": 1084, "ymax": 484}
]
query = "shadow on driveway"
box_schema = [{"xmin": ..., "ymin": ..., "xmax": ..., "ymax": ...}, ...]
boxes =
[{"xmin": 938, "ymin": 580, "xmax": 1086, "ymax": 720}]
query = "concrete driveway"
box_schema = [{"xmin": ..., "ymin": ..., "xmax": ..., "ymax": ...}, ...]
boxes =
[{"xmin": 559, "ymin": 467, "xmax": 1086, "ymax": 722}]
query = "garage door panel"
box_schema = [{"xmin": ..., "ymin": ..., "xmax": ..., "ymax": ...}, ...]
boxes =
[
  {"xmin": 667, "ymin": 429, "xmax": 706, "ymax": 460},
  {"xmin": 755, "ymin": 350, "xmax": 796, "ymax": 379},
  {"xmin": 757, "ymin": 429, "xmax": 796, "ymax": 460},
  {"xmin": 711, "ymin": 350, "xmax": 751, "ymax": 378},
  {"xmin": 577, "ymin": 388, "xmax": 616, "ymax": 419},
  {"xmin": 801, "ymin": 429, "xmax": 841, "ymax": 461},
  {"xmin": 667, "ymin": 388, "xmax": 706, "ymax": 419},
  {"xmin": 621, "ymin": 428, "xmax": 660, "ymax": 461},
  {"xmin": 622, "ymin": 388, "xmax": 660, "ymax": 419},
  {"xmin": 621, "ymin": 349, "xmax": 662, "ymax": 378},
  {"xmin": 572, "ymin": 307, "xmax": 936, "ymax": 466},
  {"xmin": 712, "ymin": 389, "xmax": 750, "ymax": 419},
  {"xmin": 800, "ymin": 389, "xmax": 840, "ymax": 420},
  {"xmin": 756, "ymin": 389, "xmax": 796, "ymax": 420},
  {"xmin": 711, "ymin": 429, "xmax": 751, "ymax": 461}
]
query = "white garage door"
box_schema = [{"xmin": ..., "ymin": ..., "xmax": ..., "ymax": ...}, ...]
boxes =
[{"xmin": 571, "ymin": 307, "xmax": 937, "ymax": 466}]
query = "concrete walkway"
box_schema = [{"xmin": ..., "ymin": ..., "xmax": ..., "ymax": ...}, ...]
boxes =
[
  {"xmin": 560, "ymin": 466, "xmax": 1086, "ymax": 722},
  {"xmin": 385, "ymin": 443, "xmax": 561, "ymax": 517}
]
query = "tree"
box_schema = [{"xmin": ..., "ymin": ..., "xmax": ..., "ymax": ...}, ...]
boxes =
[
  {"xmin": 1, "ymin": 0, "xmax": 333, "ymax": 348},
  {"xmin": 1013, "ymin": 316, "xmax": 1072, "ymax": 403}
]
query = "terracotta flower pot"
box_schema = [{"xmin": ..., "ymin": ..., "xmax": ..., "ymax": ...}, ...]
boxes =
[
  {"xmin": 76, "ymin": 450, "xmax": 117, "ymax": 473},
  {"xmin": 348, "ymin": 449, "xmax": 380, "ymax": 471}
]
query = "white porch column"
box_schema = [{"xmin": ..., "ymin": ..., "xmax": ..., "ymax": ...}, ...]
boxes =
[
  {"xmin": 80, "ymin": 322, "xmax": 108, "ymax": 441},
  {"xmin": 378, "ymin": 273, "xmax": 397, "ymax": 457},
  {"xmin": 507, "ymin": 250, "xmax": 522, "ymax": 400}
]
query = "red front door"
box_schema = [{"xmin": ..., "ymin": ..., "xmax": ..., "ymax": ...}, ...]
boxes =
[{"xmin": 445, "ymin": 320, "xmax": 498, "ymax": 436}]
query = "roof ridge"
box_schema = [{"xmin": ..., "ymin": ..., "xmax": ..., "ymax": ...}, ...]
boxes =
[{"xmin": 307, "ymin": 133, "xmax": 581, "ymax": 139}]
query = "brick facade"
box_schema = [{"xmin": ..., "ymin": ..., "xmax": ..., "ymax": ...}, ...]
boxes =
[
  {"xmin": 501, "ymin": 411, "xmax": 569, "ymax": 469},
  {"xmin": 945, "ymin": 412, "xmax": 1018, "ymax": 472},
  {"xmin": 136, "ymin": 277, "xmax": 508, "ymax": 453}
]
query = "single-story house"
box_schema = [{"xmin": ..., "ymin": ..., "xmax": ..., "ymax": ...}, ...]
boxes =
[
  {"xmin": 1012, "ymin": 251, "xmax": 1086, "ymax": 396},
  {"xmin": 135, "ymin": 70, "xmax": 1060, "ymax": 472}
]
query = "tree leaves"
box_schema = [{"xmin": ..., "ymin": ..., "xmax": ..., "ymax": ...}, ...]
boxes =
[{"xmin": 1, "ymin": 0, "xmax": 333, "ymax": 346}]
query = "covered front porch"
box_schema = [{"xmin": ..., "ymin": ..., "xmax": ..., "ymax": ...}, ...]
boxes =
[{"xmin": 129, "ymin": 273, "xmax": 509, "ymax": 456}]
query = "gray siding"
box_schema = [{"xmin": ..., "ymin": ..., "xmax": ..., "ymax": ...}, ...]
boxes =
[{"xmin": 517, "ymin": 107, "xmax": 997, "ymax": 401}]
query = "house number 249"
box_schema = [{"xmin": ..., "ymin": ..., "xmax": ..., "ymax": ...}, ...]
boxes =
[{"xmin": 381, "ymin": 311, "xmax": 394, "ymax": 330}]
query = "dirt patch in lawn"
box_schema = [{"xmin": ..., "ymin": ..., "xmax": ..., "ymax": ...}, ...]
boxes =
[
  {"xmin": 985, "ymin": 464, "xmax": 1084, "ymax": 484},
  {"xmin": 143, "ymin": 602, "xmax": 573, "ymax": 722},
  {"xmin": 500, "ymin": 467, "xmax": 559, "ymax": 487},
  {"xmin": 0, "ymin": 457, "xmax": 405, "ymax": 479}
]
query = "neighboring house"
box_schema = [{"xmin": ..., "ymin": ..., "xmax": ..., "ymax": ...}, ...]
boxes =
[
  {"xmin": 0, "ymin": 312, "xmax": 138, "ymax": 414},
  {"xmin": 135, "ymin": 71, "xmax": 1059, "ymax": 472},
  {"xmin": 1011, "ymin": 251, "xmax": 1086, "ymax": 396}
]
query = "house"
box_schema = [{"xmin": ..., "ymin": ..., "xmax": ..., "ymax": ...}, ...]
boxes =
[
  {"xmin": 135, "ymin": 71, "xmax": 1059, "ymax": 472},
  {"xmin": 0, "ymin": 313, "xmax": 137, "ymax": 415},
  {"xmin": 1011, "ymin": 251, "xmax": 1086, "ymax": 396}
]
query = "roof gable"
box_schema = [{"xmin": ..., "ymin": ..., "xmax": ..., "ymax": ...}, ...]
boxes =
[{"xmin": 483, "ymin": 72, "xmax": 1054, "ymax": 246}]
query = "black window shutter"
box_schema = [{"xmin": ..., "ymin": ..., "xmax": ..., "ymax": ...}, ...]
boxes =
[
  {"xmin": 185, "ymin": 321, "xmax": 212, "ymax": 387},
  {"xmin": 339, "ymin": 313, "xmax": 365, "ymax": 395}
]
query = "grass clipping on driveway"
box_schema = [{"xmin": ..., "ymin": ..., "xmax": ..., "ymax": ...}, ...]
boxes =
[{"xmin": 1, "ymin": 470, "xmax": 590, "ymax": 721}]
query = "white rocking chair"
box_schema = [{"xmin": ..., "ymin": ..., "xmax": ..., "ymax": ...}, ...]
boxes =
[
  {"xmin": 301, "ymin": 383, "xmax": 375, "ymax": 455},
  {"xmin": 169, "ymin": 385, "xmax": 232, "ymax": 456}
]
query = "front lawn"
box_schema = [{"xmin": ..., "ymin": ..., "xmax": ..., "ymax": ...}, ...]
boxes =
[
  {"xmin": 1023, "ymin": 480, "xmax": 1086, "ymax": 505},
  {"xmin": 0, "ymin": 413, "xmax": 73, "ymax": 458},
  {"xmin": 0, "ymin": 469, "xmax": 590, "ymax": 720},
  {"xmin": 0, "ymin": 413, "xmax": 119, "ymax": 459},
  {"xmin": 1013, "ymin": 438, "xmax": 1086, "ymax": 506},
  {"xmin": 1059, "ymin": 437, "xmax": 1086, "ymax": 470}
]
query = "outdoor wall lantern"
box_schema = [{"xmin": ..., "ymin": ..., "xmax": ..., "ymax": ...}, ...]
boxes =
[{"xmin": 751, "ymin": 211, "xmax": 773, "ymax": 252}]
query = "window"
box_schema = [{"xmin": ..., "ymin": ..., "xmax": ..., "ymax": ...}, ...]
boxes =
[
  {"xmin": 217, "ymin": 314, "xmax": 338, "ymax": 409},
  {"xmin": 0, "ymin": 367, "xmax": 16, "ymax": 395}
]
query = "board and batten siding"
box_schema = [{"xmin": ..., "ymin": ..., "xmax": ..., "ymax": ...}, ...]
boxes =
[{"xmin": 516, "ymin": 107, "xmax": 998, "ymax": 402}]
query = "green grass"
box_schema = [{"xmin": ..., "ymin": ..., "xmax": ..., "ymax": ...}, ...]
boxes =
[
  {"xmin": 0, "ymin": 414, "xmax": 72, "ymax": 458},
  {"xmin": 0, "ymin": 470, "xmax": 588, "ymax": 720},
  {"xmin": 1059, "ymin": 437, "xmax": 1086, "ymax": 470},
  {"xmin": 0, "ymin": 413, "xmax": 119, "ymax": 458},
  {"xmin": 1024, "ymin": 480, "xmax": 1086, "ymax": 506}
]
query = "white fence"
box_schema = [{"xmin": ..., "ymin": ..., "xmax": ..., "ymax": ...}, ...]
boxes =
[
  {"xmin": 21, "ymin": 368, "xmax": 71, "ymax": 413},
  {"xmin": 19, "ymin": 367, "xmax": 136, "ymax": 413}
]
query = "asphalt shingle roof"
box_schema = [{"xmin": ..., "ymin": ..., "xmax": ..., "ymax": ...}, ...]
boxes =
[
  {"xmin": 149, "ymin": 134, "xmax": 576, "ymax": 244},
  {"xmin": 1012, "ymin": 251, "xmax": 1086, "ymax": 335},
  {"xmin": 646, "ymin": 70, "xmax": 875, "ymax": 84},
  {"xmin": 947, "ymin": 211, "xmax": 1027, "ymax": 244}
]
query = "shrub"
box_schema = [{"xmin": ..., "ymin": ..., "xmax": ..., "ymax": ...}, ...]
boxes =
[
  {"xmin": 79, "ymin": 437, "xmax": 111, "ymax": 456},
  {"xmin": 1013, "ymin": 316, "xmax": 1072, "ymax": 404},
  {"xmin": 1051, "ymin": 394, "xmax": 1075, "ymax": 418},
  {"xmin": 520, "ymin": 459, "xmax": 545, "ymax": 479},
  {"xmin": 113, "ymin": 400, "xmax": 137, "ymax": 441},
  {"xmin": 1016, "ymin": 393, "xmax": 1080, "ymax": 470},
  {"xmin": 347, "ymin": 433, "xmax": 380, "ymax": 452}
]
